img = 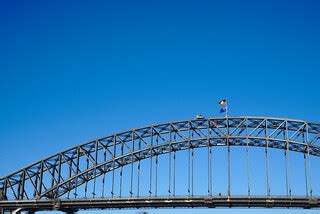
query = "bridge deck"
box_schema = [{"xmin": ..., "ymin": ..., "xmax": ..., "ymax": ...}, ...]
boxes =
[{"xmin": 0, "ymin": 196, "xmax": 319, "ymax": 211}]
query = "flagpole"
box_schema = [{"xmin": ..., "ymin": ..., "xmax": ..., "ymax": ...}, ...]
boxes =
[{"xmin": 226, "ymin": 100, "xmax": 228, "ymax": 118}]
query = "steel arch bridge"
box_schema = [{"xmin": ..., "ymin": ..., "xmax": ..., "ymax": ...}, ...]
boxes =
[{"xmin": 1, "ymin": 116, "xmax": 320, "ymax": 213}]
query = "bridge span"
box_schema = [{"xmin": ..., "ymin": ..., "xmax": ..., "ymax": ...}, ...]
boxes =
[{"xmin": 1, "ymin": 116, "xmax": 320, "ymax": 213}]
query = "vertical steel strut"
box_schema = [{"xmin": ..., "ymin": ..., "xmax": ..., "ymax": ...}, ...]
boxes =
[
  {"xmin": 92, "ymin": 141, "xmax": 98, "ymax": 198},
  {"xmin": 130, "ymin": 132, "xmax": 134, "ymax": 197},
  {"xmin": 84, "ymin": 152, "xmax": 89, "ymax": 198},
  {"xmin": 227, "ymin": 117, "xmax": 231, "ymax": 197},
  {"xmin": 168, "ymin": 129, "xmax": 172, "ymax": 196},
  {"xmin": 149, "ymin": 128, "xmax": 153, "ymax": 196},
  {"xmin": 284, "ymin": 149, "xmax": 289, "ymax": 196},
  {"xmin": 303, "ymin": 131, "xmax": 309, "ymax": 197},
  {"xmin": 119, "ymin": 141, "xmax": 124, "ymax": 198},
  {"xmin": 306, "ymin": 125, "xmax": 313, "ymax": 197},
  {"xmin": 173, "ymin": 131, "xmax": 176, "ymax": 197},
  {"xmin": 192, "ymin": 131, "xmax": 194, "ymax": 197},
  {"xmin": 265, "ymin": 120, "xmax": 271, "ymax": 196},
  {"xmin": 208, "ymin": 127, "xmax": 212, "ymax": 196},
  {"xmin": 111, "ymin": 136, "xmax": 116, "ymax": 198},
  {"xmin": 208, "ymin": 146, "xmax": 212, "ymax": 196},
  {"xmin": 137, "ymin": 138, "xmax": 141, "ymax": 197},
  {"xmin": 246, "ymin": 120, "xmax": 251, "ymax": 196},
  {"xmin": 74, "ymin": 147, "xmax": 80, "ymax": 198},
  {"xmin": 38, "ymin": 162, "xmax": 44, "ymax": 199},
  {"xmin": 188, "ymin": 126, "xmax": 191, "ymax": 197},
  {"xmin": 102, "ymin": 149, "xmax": 106, "ymax": 198},
  {"xmin": 304, "ymin": 152, "xmax": 309, "ymax": 197},
  {"xmin": 155, "ymin": 134, "xmax": 159, "ymax": 197},
  {"xmin": 67, "ymin": 159, "xmax": 72, "ymax": 199},
  {"xmin": 173, "ymin": 151, "xmax": 176, "ymax": 197},
  {"xmin": 285, "ymin": 121, "xmax": 292, "ymax": 197}
]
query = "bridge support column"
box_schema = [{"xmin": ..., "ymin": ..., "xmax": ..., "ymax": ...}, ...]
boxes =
[{"xmin": 0, "ymin": 208, "xmax": 4, "ymax": 214}]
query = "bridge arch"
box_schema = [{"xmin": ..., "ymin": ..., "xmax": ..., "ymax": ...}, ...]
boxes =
[{"xmin": 1, "ymin": 116, "xmax": 320, "ymax": 202}]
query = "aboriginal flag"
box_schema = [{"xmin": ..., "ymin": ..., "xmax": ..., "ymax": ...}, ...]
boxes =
[{"xmin": 218, "ymin": 99, "xmax": 227, "ymax": 105}]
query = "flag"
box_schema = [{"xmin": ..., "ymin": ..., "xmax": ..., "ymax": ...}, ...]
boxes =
[
  {"xmin": 220, "ymin": 107, "xmax": 227, "ymax": 113},
  {"xmin": 218, "ymin": 99, "xmax": 227, "ymax": 105}
]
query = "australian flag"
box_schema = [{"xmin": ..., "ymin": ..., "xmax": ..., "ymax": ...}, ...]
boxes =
[{"xmin": 220, "ymin": 107, "xmax": 227, "ymax": 113}]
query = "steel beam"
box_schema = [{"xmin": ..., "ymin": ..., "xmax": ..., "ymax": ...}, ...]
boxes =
[{"xmin": 0, "ymin": 197, "xmax": 319, "ymax": 211}]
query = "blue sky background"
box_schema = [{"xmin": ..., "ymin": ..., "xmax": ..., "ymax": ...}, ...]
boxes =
[{"xmin": 1, "ymin": 0, "xmax": 320, "ymax": 213}]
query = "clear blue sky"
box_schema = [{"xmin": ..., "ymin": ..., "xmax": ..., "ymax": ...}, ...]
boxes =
[{"xmin": 1, "ymin": 0, "xmax": 320, "ymax": 213}]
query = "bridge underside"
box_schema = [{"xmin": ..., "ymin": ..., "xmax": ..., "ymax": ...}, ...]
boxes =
[{"xmin": 0, "ymin": 196, "xmax": 319, "ymax": 212}]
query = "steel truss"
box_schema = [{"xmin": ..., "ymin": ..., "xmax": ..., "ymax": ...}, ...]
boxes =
[{"xmin": 0, "ymin": 116, "xmax": 320, "ymax": 210}]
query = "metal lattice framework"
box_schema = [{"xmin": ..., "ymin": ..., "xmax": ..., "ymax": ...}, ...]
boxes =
[{"xmin": 1, "ymin": 116, "xmax": 320, "ymax": 211}]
